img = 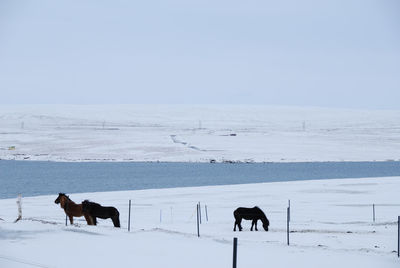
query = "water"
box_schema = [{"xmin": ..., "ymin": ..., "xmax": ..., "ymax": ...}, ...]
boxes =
[{"xmin": 1, "ymin": 160, "xmax": 400, "ymax": 199}]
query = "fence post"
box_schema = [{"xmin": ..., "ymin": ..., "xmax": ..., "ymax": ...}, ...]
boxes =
[
  {"xmin": 373, "ymin": 204, "xmax": 375, "ymax": 222},
  {"xmin": 233, "ymin": 237, "xmax": 238, "ymax": 268},
  {"xmin": 14, "ymin": 194, "xmax": 22, "ymax": 223},
  {"xmin": 196, "ymin": 204, "xmax": 200, "ymax": 237},
  {"xmin": 287, "ymin": 206, "xmax": 290, "ymax": 245},
  {"xmin": 128, "ymin": 199, "xmax": 131, "ymax": 232},
  {"xmin": 65, "ymin": 201, "xmax": 68, "ymax": 226},
  {"xmin": 205, "ymin": 205, "xmax": 208, "ymax": 222},
  {"xmin": 288, "ymin": 200, "xmax": 291, "ymax": 222},
  {"xmin": 199, "ymin": 202, "xmax": 202, "ymax": 224}
]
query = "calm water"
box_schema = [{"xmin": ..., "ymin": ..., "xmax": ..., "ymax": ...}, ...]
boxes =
[{"xmin": 1, "ymin": 160, "xmax": 400, "ymax": 199}]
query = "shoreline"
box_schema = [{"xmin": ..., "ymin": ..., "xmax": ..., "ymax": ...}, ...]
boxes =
[
  {"xmin": 1, "ymin": 158, "xmax": 400, "ymax": 164},
  {"xmin": 2, "ymin": 175, "xmax": 399, "ymax": 201}
]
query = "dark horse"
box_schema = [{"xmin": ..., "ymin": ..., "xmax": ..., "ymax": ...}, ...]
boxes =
[
  {"xmin": 233, "ymin": 206, "xmax": 269, "ymax": 231},
  {"xmin": 54, "ymin": 193, "xmax": 94, "ymax": 225},
  {"xmin": 82, "ymin": 200, "xmax": 120, "ymax": 228}
]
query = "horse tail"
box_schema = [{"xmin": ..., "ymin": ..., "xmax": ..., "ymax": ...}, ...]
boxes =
[{"xmin": 233, "ymin": 208, "xmax": 239, "ymax": 219}]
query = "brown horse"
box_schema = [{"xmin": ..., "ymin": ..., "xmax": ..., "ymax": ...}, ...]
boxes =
[{"xmin": 54, "ymin": 193, "xmax": 94, "ymax": 225}]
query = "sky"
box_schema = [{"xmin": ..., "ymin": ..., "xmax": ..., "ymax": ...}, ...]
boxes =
[{"xmin": 0, "ymin": 0, "xmax": 399, "ymax": 109}]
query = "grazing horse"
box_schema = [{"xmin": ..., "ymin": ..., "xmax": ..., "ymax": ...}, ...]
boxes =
[
  {"xmin": 233, "ymin": 206, "xmax": 269, "ymax": 231},
  {"xmin": 82, "ymin": 200, "xmax": 120, "ymax": 228},
  {"xmin": 54, "ymin": 193, "xmax": 94, "ymax": 225}
]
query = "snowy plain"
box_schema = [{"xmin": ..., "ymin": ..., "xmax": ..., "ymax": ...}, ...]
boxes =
[
  {"xmin": 1, "ymin": 105, "xmax": 400, "ymax": 162},
  {"xmin": 1, "ymin": 104, "xmax": 400, "ymax": 267},
  {"xmin": 1, "ymin": 177, "xmax": 400, "ymax": 268}
]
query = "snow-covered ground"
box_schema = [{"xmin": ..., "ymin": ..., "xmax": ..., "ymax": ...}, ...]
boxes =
[
  {"xmin": 1, "ymin": 177, "xmax": 399, "ymax": 267},
  {"xmin": 1, "ymin": 105, "xmax": 400, "ymax": 162}
]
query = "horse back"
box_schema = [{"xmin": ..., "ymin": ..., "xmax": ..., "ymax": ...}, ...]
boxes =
[
  {"xmin": 94, "ymin": 205, "xmax": 119, "ymax": 219},
  {"xmin": 65, "ymin": 203, "xmax": 85, "ymax": 217},
  {"xmin": 234, "ymin": 207, "xmax": 263, "ymax": 220}
]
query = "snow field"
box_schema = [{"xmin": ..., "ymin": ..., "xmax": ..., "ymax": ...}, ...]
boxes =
[
  {"xmin": 1, "ymin": 105, "xmax": 400, "ymax": 162},
  {"xmin": 1, "ymin": 177, "xmax": 400, "ymax": 267}
]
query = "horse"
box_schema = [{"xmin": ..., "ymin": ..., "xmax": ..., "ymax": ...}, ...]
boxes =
[
  {"xmin": 81, "ymin": 200, "xmax": 120, "ymax": 228},
  {"xmin": 233, "ymin": 206, "xmax": 269, "ymax": 231},
  {"xmin": 54, "ymin": 193, "xmax": 94, "ymax": 225}
]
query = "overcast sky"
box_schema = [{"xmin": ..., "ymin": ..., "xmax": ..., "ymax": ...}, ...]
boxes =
[{"xmin": 0, "ymin": 0, "xmax": 399, "ymax": 108}]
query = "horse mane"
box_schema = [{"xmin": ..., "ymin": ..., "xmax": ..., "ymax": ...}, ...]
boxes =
[
  {"xmin": 59, "ymin": 193, "xmax": 75, "ymax": 205},
  {"xmin": 85, "ymin": 200, "xmax": 101, "ymax": 206},
  {"xmin": 82, "ymin": 200, "xmax": 95, "ymax": 205}
]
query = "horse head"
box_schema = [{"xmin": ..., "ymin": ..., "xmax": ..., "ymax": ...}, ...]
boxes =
[
  {"xmin": 81, "ymin": 200, "xmax": 90, "ymax": 213},
  {"xmin": 262, "ymin": 217, "xmax": 270, "ymax": 231},
  {"xmin": 54, "ymin": 193, "xmax": 71, "ymax": 208},
  {"xmin": 54, "ymin": 193, "xmax": 66, "ymax": 204}
]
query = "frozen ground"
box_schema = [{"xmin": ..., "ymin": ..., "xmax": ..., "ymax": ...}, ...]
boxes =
[
  {"xmin": 1, "ymin": 105, "xmax": 400, "ymax": 162},
  {"xmin": 1, "ymin": 177, "xmax": 400, "ymax": 267}
]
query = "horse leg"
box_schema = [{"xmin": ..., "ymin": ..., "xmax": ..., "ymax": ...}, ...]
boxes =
[
  {"xmin": 84, "ymin": 214, "xmax": 91, "ymax": 225},
  {"xmin": 251, "ymin": 220, "xmax": 255, "ymax": 231},
  {"xmin": 234, "ymin": 219, "xmax": 239, "ymax": 231},
  {"xmin": 84, "ymin": 214, "xmax": 93, "ymax": 225},
  {"xmin": 68, "ymin": 215, "xmax": 74, "ymax": 225},
  {"xmin": 255, "ymin": 219, "xmax": 258, "ymax": 231},
  {"xmin": 234, "ymin": 218, "xmax": 242, "ymax": 231}
]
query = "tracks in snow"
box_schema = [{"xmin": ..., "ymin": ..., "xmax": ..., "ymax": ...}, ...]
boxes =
[{"xmin": 170, "ymin": 135, "xmax": 207, "ymax": 152}]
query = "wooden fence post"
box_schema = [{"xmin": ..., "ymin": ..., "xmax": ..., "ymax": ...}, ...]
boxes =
[
  {"xmin": 287, "ymin": 206, "xmax": 290, "ymax": 245},
  {"xmin": 373, "ymin": 204, "xmax": 375, "ymax": 222},
  {"xmin": 65, "ymin": 201, "xmax": 68, "ymax": 226},
  {"xmin": 14, "ymin": 194, "xmax": 22, "ymax": 223},
  {"xmin": 233, "ymin": 237, "xmax": 238, "ymax": 268},
  {"xmin": 199, "ymin": 202, "xmax": 202, "ymax": 224},
  {"xmin": 196, "ymin": 204, "xmax": 200, "ymax": 237},
  {"xmin": 128, "ymin": 199, "xmax": 131, "ymax": 232}
]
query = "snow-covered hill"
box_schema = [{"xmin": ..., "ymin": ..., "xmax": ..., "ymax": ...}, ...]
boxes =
[{"xmin": 1, "ymin": 105, "xmax": 400, "ymax": 162}]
